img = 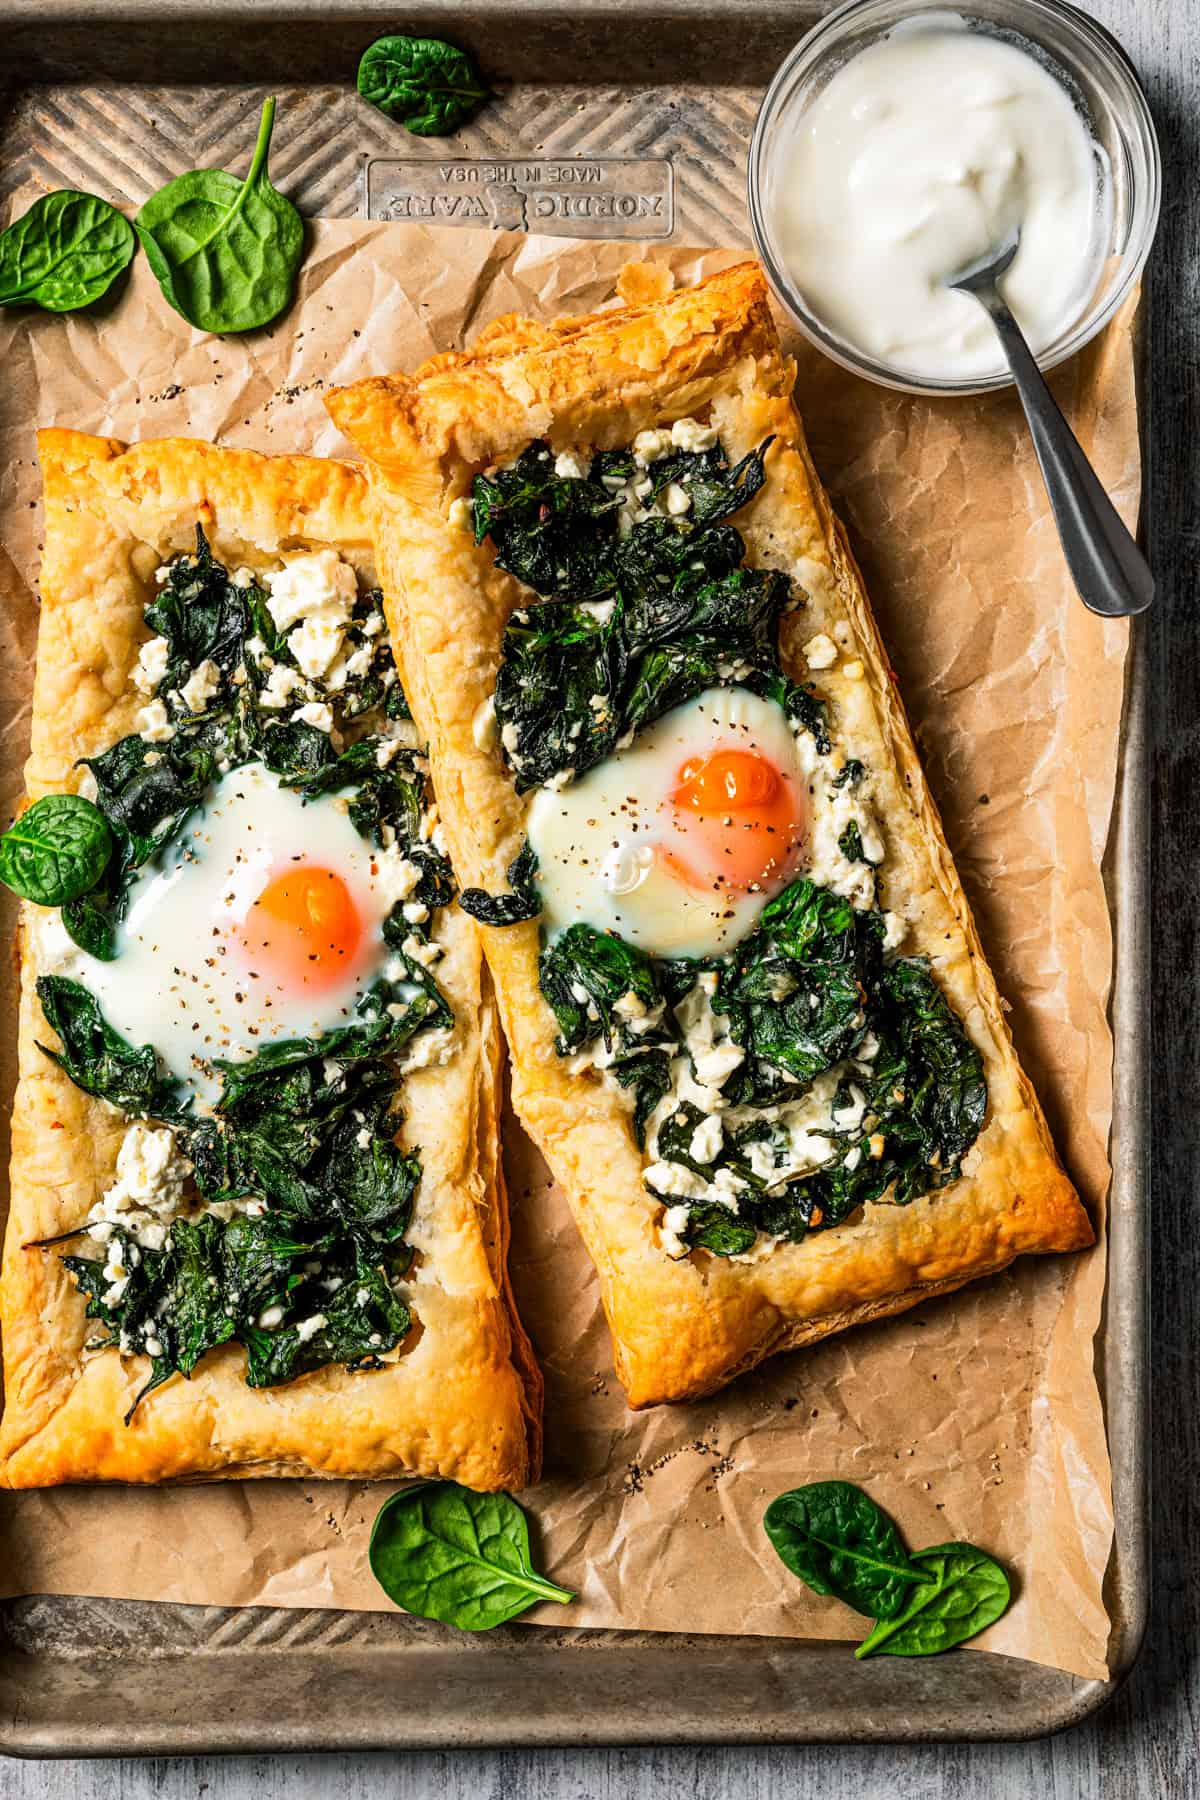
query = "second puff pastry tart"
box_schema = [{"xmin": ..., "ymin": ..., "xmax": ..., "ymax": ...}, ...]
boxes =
[
  {"xmin": 328, "ymin": 261, "xmax": 1095, "ymax": 1409},
  {"xmin": 0, "ymin": 429, "xmax": 539, "ymax": 1490}
]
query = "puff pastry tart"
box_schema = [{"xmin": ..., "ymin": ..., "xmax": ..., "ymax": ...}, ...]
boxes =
[
  {"xmin": 0, "ymin": 430, "xmax": 539, "ymax": 1489},
  {"xmin": 327, "ymin": 261, "xmax": 1094, "ymax": 1409}
]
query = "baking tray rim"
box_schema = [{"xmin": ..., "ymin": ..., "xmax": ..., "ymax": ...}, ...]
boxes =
[{"xmin": 0, "ymin": 5, "xmax": 1149, "ymax": 1745}]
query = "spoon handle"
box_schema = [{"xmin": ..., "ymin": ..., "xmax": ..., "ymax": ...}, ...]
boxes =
[{"xmin": 974, "ymin": 288, "xmax": 1153, "ymax": 618}]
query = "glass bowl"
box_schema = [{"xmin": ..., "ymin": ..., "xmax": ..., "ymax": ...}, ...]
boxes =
[{"xmin": 747, "ymin": 0, "xmax": 1160, "ymax": 396}]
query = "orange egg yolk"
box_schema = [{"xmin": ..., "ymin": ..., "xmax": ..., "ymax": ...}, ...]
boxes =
[
  {"xmin": 238, "ymin": 865, "xmax": 365, "ymax": 991},
  {"xmin": 668, "ymin": 746, "xmax": 807, "ymax": 892}
]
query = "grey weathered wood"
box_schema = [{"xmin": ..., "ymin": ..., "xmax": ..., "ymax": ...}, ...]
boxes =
[{"xmin": 2, "ymin": 0, "xmax": 1197, "ymax": 1793}]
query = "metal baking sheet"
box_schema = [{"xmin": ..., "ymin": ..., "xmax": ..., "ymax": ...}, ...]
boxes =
[{"xmin": 0, "ymin": 0, "xmax": 1148, "ymax": 1753}]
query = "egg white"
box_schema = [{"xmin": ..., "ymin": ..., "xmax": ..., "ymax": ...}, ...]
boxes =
[
  {"xmin": 527, "ymin": 687, "xmax": 814, "ymax": 959},
  {"xmin": 78, "ymin": 762, "xmax": 400, "ymax": 1099}
]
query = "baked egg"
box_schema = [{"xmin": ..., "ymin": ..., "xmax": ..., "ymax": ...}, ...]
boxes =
[
  {"xmin": 77, "ymin": 761, "xmax": 412, "ymax": 1094},
  {"xmin": 527, "ymin": 686, "xmax": 810, "ymax": 958}
]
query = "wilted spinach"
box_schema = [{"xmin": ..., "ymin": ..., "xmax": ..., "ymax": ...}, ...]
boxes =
[
  {"xmin": 36, "ymin": 975, "xmax": 186, "ymax": 1123},
  {"xmin": 357, "ymin": 35, "xmax": 491, "ymax": 136},
  {"xmin": 135, "ymin": 97, "xmax": 303, "ymax": 333},
  {"xmin": 472, "ymin": 437, "xmax": 828, "ymax": 793},
  {"xmin": 0, "ymin": 189, "xmax": 135, "ymax": 312},
  {"xmin": 369, "ymin": 1482, "xmax": 574, "ymax": 1630},
  {"xmin": 535, "ymin": 878, "xmax": 986, "ymax": 1255},
  {"xmin": 459, "ymin": 841, "xmax": 541, "ymax": 926}
]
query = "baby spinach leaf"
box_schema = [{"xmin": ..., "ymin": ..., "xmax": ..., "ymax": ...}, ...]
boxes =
[
  {"xmin": 36, "ymin": 975, "xmax": 185, "ymax": 1121},
  {"xmin": 763, "ymin": 1481, "xmax": 923, "ymax": 1620},
  {"xmin": 369, "ymin": 1483, "xmax": 574, "ymax": 1630},
  {"xmin": 135, "ymin": 97, "xmax": 303, "ymax": 333},
  {"xmin": 0, "ymin": 189, "xmax": 135, "ymax": 312},
  {"xmin": 0, "ymin": 795, "xmax": 112, "ymax": 906},
  {"xmin": 357, "ymin": 35, "xmax": 491, "ymax": 136},
  {"xmin": 855, "ymin": 1543, "xmax": 1011, "ymax": 1658},
  {"xmin": 459, "ymin": 841, "xmax": 541, "ymax": 926}
]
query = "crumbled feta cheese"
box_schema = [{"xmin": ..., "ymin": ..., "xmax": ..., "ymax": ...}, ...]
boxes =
[
  {"xmin": 448, "ymin": 496, "xmax": 473, "ymax": 532},
  {"xmin": 398, "ymin": 1026, "xmax": 455, "ymax": 1073},
  {"xmin": 633, "ymin": 428, "xmax": 671, "ymax": 466},
  {"xmin": 473, "ymin": 696, "xmax": 498, "ymax": 751},
  {"xmin": 372, "ymin": 845, "xmax": 422, "ymax": 907},
  {"xmin": 670, "ymin": 416, "xmax": 717, "ymax": 453},
  {"xmin": 264, "ymin": 550, "xmax": 357, "ymax": 680},
  {"xmin": 179, "ymin": 658, "xmax": 220, "ymax": 714},
  {"xmin": 290, "ymin": 618, "xmax": 347, "ymax": 681},
  {"xmin": 554, "ymin": 450, "xmax": 586, "ymax": 479},
  {"xmin": 257, "ymin": 1304, "xmax": 285, "ymax": 1329},
  {"xmin": 689, "ymin": 1114, "xmax": 724, "ymax": 1164},
  {"xmin": 842, "ymin": 659, "xmax": 865, "ymax": 681},
  {"xmin": 500, "ymin": 721, "xmax": 523, "ymax": 764},
  {"xmin": 661, "ymin": 482, "xmax": 691, "ymax": 516},
  {"xmin": 645, "ymin": 1160, "xmax": 711, "ymax": 1200},
  {"xmin": 692, "ymin": 1043, "xmax": 745, "ymax": 1088},
  {"xmin": 264, "ymin": 548, "xmax": 357, "ymax": 633},
  {"xmin": 133, "ymin": 635, "xmax": 170, "ymax": 694},
  {"xmin": 882, "ymin": 912, "xmax": 906, "ymax": 952},
  {"xmin": 402, "ymin": 932, "xmax": 444, "ymax": 969},
  {"xmin": 658, "ymin": 1204, "xmax": 692, "ymax": 1258},
  {"xmin": 136, "ymin": 699, "xmax": 175, "ymax": 742},
  {"xmin": 258, "ymin": 662, "xmax": 308, "ymax": 710},
  {"xmin": 802, "ymin": 632, "xmax": 838, "ymax": 670},
  {"xmin": 402, "ymin": 900, "xmax": 429, "ymax": 925},
  {"xmin": 291, "ymin": 700, "xmax": 334, "ymax": 734},
  {"xmin": 295, "ymin": 1313, "xmax": 327, "ymax": 1344}
]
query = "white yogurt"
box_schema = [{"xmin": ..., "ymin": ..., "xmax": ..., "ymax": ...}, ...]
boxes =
[{"xmin": 769, "ymin": 15, "xmax": 1107, "ymax": 381}]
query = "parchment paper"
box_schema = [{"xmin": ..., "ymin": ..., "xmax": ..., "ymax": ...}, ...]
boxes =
[{"xmin": 0, "ymin": 218, "xmax": 1140, "ymax": 1682}]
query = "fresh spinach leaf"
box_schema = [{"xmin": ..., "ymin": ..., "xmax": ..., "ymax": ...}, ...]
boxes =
[
  {"xmin": 764, "ymin": 1481, "xmax": 923, "ymax": 1620},
  {"xmin": 369, "ymin": 1482, "xmax": 574, "ymax": 1630},
  {"xmin": 855, "ymin": 1543, "xmax": 1011, "ymax": 1658},
  {"xmin": 36, "ymin": 976, "xmax": 185, "ymax": 1121},
  {"xmin": 459, "ymin": 841, "xmax": 541, "ymax": 926},
  {"xmin": 0, "ymin": 795, "xmax": 112, "ymax": 906},
  {"xmin": 135, "ymin": 97, "xmax": 303, "ymax": 333},
  {"xmin": 358, "ymin": 36, "xmax": 491, "ymax": 136},
  {"xmin": 0, "ymin": 189, "xmax": 135, "ymax": 312}
]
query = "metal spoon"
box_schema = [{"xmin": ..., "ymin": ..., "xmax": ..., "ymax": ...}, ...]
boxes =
[{"xmin": 947, "ymin": 231, "xmax": 1153, "ymax": 618}]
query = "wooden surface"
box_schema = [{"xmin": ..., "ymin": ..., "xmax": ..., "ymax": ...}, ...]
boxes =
[{"xmin": 4, "ymin": 0, "xmax": 1197, "ymax": 1792}]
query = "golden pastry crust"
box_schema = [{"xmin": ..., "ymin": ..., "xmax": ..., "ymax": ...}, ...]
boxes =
[
  {"xmin": 0, "ymin": 429, "xmax": 541, "ymax": 1490},
  {"xmin": 328, "ymin": 263, "xmax": 1094, "ymax": 1409}
]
